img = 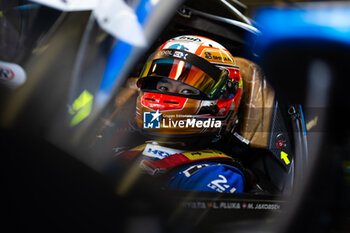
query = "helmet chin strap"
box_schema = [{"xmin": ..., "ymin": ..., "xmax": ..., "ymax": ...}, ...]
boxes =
[
  {"xmin": 212, "ymin": 124, "xmax": 226, "ymax": 143},
  {"xmin": 212, "ymin": 111, "xmax": 239, "ymax": 143}
]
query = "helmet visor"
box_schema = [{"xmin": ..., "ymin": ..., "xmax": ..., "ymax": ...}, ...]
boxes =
[{"xmin": 138, "ymin": 58, "xmax": 227, "ymax": 99}]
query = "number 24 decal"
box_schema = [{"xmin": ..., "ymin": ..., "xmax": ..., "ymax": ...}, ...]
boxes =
[{"xmin": 210, "ymin": 175, "xmax": 236, "ymax": 193}]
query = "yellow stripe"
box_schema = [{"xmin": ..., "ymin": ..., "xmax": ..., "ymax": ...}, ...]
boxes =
[{"xmin": 182, "ymin": 149, "xmax": 231, "ymax": 160}]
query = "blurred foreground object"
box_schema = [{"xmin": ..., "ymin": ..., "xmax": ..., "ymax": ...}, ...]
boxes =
[{"xmin": 250, "ymin": 3, "xmax": 350, "ymax": 233}]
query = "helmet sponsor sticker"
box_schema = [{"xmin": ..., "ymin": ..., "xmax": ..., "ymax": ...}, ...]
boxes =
[
  {"xmin": 173, "ymin": 36, "xmax": 202, "ymax": 42},
  {"xmin": 157, "ymin": 49, "xmax": 189, "ymax": 60},
  {"xmin": 200, "ymin": 49, "xmax": 236, "ymax": 65},
  {"xmin": 168, "ymin": 43, "xmax": 189, "ymax": 51},
  {"xmin": 163, "ymin": 42, "xmax": 200, "ymax": 54}
]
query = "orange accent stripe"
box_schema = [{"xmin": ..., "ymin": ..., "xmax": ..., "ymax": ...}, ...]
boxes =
[{"xmin": 195, "ymin": 46, "xmax": 229, "ymax": 56}]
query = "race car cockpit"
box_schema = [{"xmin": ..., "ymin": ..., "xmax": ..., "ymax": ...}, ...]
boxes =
[
  {"xmin": 3, "ymin": 1, "xmax": 347, "ymax": 233},
  {"xmin": 88, "ymin": 0, "xmax": 299, "ymax": 197}
]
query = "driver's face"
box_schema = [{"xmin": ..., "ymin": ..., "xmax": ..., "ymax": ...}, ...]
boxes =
[{"xmin": 156, "ymin": 78, "xmax": 200, "ymax": 96}]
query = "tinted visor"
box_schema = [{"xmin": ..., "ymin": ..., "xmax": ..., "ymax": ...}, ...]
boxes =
[{"xmin": 138, "ymin": 58, "xmax": 227, "ymax": 99}]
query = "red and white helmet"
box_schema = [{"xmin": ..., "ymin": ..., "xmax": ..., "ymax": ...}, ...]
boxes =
[{"xmin": 135, "ymin": 35, "xmax": 243, "ymax": 141}]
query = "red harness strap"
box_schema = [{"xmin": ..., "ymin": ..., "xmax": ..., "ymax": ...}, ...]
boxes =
[{"xmin": 116, "ymin": 144, "xmax": 146, "ymax": 162}]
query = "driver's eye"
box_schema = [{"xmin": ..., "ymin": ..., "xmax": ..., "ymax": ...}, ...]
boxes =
[
  {"xmin": 158, "ymin": 86, "xmax": 169, "ymax": 92},
  {"xmin": 180, "ymin": 89, "xmax": 195, "ymax": 95}
]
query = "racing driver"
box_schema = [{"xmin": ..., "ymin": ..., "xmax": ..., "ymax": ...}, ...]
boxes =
[{"xmin": 113, "ymin": 35, "xmax": 253, "ymax": 194}]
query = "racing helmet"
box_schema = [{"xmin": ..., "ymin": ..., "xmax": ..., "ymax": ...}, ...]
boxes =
[{"xmin": 136, "ymin": 35, "xmax": 243, "ymax": 141}]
